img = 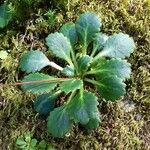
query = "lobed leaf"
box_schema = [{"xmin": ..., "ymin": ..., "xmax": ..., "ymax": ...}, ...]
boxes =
[
  {"xmin": 20, "ymin": 50, "xmax": 50, "ymax": 73},
  {"xmin": 34, "ymin": 93, "xmax": 59, "ymax": 115},
  {"xmin": 96, "ymin": 76, "xmax": 126, "ymax": 101},
  {"xmin": 84, "ymin": 111, "xmax": 100, "ymax": 129},
  {"xmin": 91, "ymin": 58, "xmax": 131, "ymax": 80},
  {"xmin": 93, "ymin": 33, "xmax": 108, "ymax": 52},
  {"xmin": 21, "ymin": 73, "xmax": 57, "ymax": 94},
  {"xmin": 46, "ymin": 32, "xmax": 72, "ymax": 65},
  {"xmin": 60, "ymin": 23, "xmax": 77, "ymax": 46},
  {"xmin": 75, "ymin": 12, "xmax": 101, "ymax": 53},
  {"xmin": 98, "ymin": 33, "xmax": 135, "ymax": 58},
  {"xmin": 60, "ymin": 79, "xmax": 83, "ymax": 94},
  {"xmin": 47, "ymin": 106, "xmax": 73, "ymax": 138},
  {"xmin": 68, "ymin": 91, "xmax": 99, "ymax": 124}
]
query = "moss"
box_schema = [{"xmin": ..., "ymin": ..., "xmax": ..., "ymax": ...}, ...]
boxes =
[{"xmin": 0, "ymin": 0, "xmax": 150, "ymax": 149}]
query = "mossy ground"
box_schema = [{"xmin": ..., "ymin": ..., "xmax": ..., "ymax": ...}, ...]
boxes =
[{"xmin": 0, "ymin": 0, "xmax": 150, "ymax": 149}]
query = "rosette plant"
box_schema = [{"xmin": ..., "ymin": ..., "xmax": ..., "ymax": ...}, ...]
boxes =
[{"xmin": 19, "ymin": 12, "xmax": 135, "ymax": 138}]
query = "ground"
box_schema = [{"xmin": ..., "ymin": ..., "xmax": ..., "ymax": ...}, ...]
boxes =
[{"xmin": 0, "ymin": 0, "xmax": 150, "ymax": 149}]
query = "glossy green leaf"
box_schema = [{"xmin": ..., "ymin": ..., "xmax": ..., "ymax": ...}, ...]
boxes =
[
  {"xmin": 93, "ymin": 33, "xmax": 108, "ymax": 52},
  {"xmin": 68, "ymin": 91, "xmax": 99, "ymax": 124},
  {"xmin": 20, "ymin": 50, "xmax": 50, "ymax": 73},
  {"xmin": 47, "ymin": 106, "xmax": 73, "ymax": 138},
  {"xmin": 21, "ymin": 73, "xmax": 57, "ymax": 94},
  {"xmin": 91, "ymin": 59, "xmax": 131, "ymax": 80},
  {"xmin": 96, "ymin": 76, "xmax": 126, "ymax": 101},
  {"xmin": 75, "ymin": 12, "xmax": 101, "ymax": 53},
  {"xmin": 60, "ymin": 23, "xmax": 77, "ymax": 46},
  {"xmin": 34, "ymin": 93, "xmax": 59, "ymax": 115},
  {"xmin": 98, "ymin": 33, "xmax": 135, "ymax": 58},
  {"xmin": 60, "ymin": 79, "xmax": 83, "ymax": 94},
  {"xmin": 62, "ymin": 65, "xmax": 75, "ymax": 77},
  {"xmin": 0, "ymin": 4, "xmax": 12, "ymax": 28},
  {"xmin": 46, "ymin": 32, "xmax": 72, "ymax": 64},
  {"xmin": 77, "ymin": 55, "xmax": 91, "ymax": 74}
]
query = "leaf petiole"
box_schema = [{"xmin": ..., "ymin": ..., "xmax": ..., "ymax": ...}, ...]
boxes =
[
  {"xmin": 0, "ymin": 78, "xmax": 74, "ymax": 86},
  {"xmin": 84, "ymin": 69, "xmax": 104, "ymax": 76},
  {"xmin": 91, "ymin": 46, "xmax": 98, "ymax": 57},
  {"xmin": 70, "ymin": 49, "xmax": 79, "ymax": 74},
  {"xmin": 66, "ymin": 90, "xmax": 77, "ymax": 105},
  {"xmin": 49, "ymin": 61, "xmax": 63, "ymax": 71},
  {"xmin": 92, "ymin": 52, "xmax": 103, "ymax": 63}
]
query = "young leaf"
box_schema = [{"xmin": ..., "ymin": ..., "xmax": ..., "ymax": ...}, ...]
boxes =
[
  {"xmin": 46, "ymin": 32, "xmax": 73, "ymax": 65},
  {"xmin": 31, "ymin": 139, "xmax": 37, "ymax": 147},
  {"xmin": 96, "ymin": 76, "xmax": 126, "ymax": 101},
  {"xmin": 0, "ymin": 4, "xmax": 12, "ymax": 28},
  {"xmin": 20, "ymin": 50, "xmax": 50, "ymax": 73},
  {"xmin": 34, "ymin": 93, "xmax": 59, "ymax": 115},
  {"xmin": 92, "ymin": 33, "xmax": 108, "ymax": 54},
  {"xmin": 21, "ymin": 73, "xmax": 57, "ymax": 94},
  {"xmin": 60, "ymin": 23, "xmax": 77, "ymax": 46},
  {"xmin": 38, "ymin": 140, "xmax": 47, "ymax": 149},
  {"xmin": 91, "ymin": 59, "xmax": 131, "ymax": 80},
  {"xmin": 16, "ymin": 138, "xmax": 27, "ymax": 147},
  {"xmin": 68, "ymin": 91, "xmax": 99, "ymax": 124},
  {"xmin": 47, "ymin": 106, "xmax": 73, "ymax": 138},
  {"xmin": 97, "ymin": 33, "xmax": 135, "ymax": 58},
  {"xmin": 77, "ymin": 55, "xmax": 91, "ymax": 74},
  {"xmin": 60, "ymin": 79, "xmax": 83, "ymax": 94},
  {"xmin": 75, "ymin": 12, "xmax": 101, "ymax": 54}
]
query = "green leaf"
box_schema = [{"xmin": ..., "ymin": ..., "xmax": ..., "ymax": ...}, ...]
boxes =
[
  {"xmin": 20, "ymin": 50, "xmax": 50, "ymax": 73},
  {"xmin": 47, "ymin": 145, "xmax": 55, "ymax": 150},
  {"xmin": 60, "ymin": 79, "xmax": 83, "ymax": 94},
  {"xmin": 77, "ymin": 55, "xmax": 91, "ymax": 74},
  {"xmin": 16, "ymin": 138, "xmax": 27, "ymax": 146},
  {"xmin": 25, "ymin": 132, "xmax": 32, "ymax": 143},
  {"xmin": 38, "ymin": 140, "xmax": 47, "ymax": 149},
  {"xmin": 0, "ymin": 50, "xmax": 8, "ymax": 59},
  {"xmin": 91, "ymin": 59, "xmax": 131, "ymax": 80},
  {"xmin": 21, "ymin": 73, "xmax": 57, "ymax": 94},
  {"xmin": 0, "ymin": 4, "xmax": 12, "ymax": 28},
  {"xmin": 62, "ymin": 65, "xmax": 75, "ymax": 77},
  {"xmin": 85, "ymin": 111, "xmax": 100, "ymax": 129},
  {"xmin": 68, "ymin": 91, "xmax": 99, "ymax": 125},
  {"xmin": 47, "ymin": 105, "xmax": 73, "ymax": 138},
  {"xmin": 96, "ymin": 76, "xmax": 126, "ymax": 101},
  {"xmin": 98, "ymin": 33, "xmax": 135, "ymax": 58},
  {"xmin": 31, "ymin": 139, "xmax": 37, "ymax": 147},
  {"xmin": 34, "ymin": 93, "xmax": 59, "ymax": 115},
  {"xmin": 46, "ymin": 32, "xmax": 72, "ymax": 65},
  {"xmin": 60, "ymin": 23, "xmax": 77, "ymax": 46},
  {"xmin": 93, "ymin": 33, "xmax": 108, "ymax": 52},
  {"xmin": 75, "ymin": 12, "xmax": 101, "ymax": 53}
]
